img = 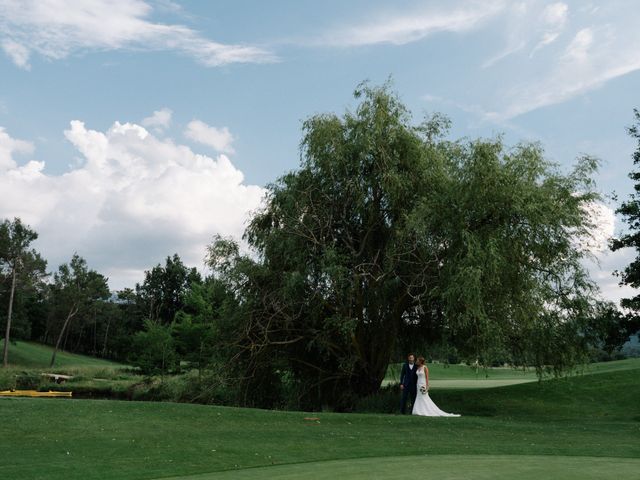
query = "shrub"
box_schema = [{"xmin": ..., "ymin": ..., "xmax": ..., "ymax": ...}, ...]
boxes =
[
  {"xmin": 130, "ymin": 320, "xmax": 178, "ymax": 376},
  {"xmin": 353, "ymin": 385, "xmax": 400, "ymax": 414}
]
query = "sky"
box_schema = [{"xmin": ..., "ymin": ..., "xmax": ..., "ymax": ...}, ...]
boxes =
[{"xmin": 0, "ymin": 0, "xmax": 639, "ymax": 304}]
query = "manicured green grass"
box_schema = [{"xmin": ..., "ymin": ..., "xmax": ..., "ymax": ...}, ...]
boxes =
[
  {"xmin": 385, "ymin": 358, "xmax": 640, "ymax": 389},
  {"xmin": 1, "ymin": 363, "xmax": 638, "ymax": 479},
  {"xmin": 383, "ymin": 361, "xmax": 538, "ymax": 389},
  {"xmin": 434, "ymin": 365, "xmax": 640, "ymax": 420},
  {"xmin": 427, "ymin": 378, "xmax": 535, "ymax": 389},
  {"xmin": 572, "ymin": 357, "xmax": 640, "ymax": 375},
  {"xmin": 163, "ymin": 455, "xmax": 640, "ymax": 480},
  {"xmin": 4, "ymin": 341, "xmax": 124, "ymax": 368},
  {"xmin": 386, "ymin": 361, "xmax": 538, "ymax": 381}
]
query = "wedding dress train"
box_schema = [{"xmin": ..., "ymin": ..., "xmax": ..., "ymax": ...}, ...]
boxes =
[{"xmin": 412, "ymin": 366, "xmax": 460, "ymax": 417}]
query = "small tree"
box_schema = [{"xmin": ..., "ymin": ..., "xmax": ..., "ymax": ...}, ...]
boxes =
[
  {"xmin": 49, "ymin": 254, "xmax": 109, "ymax": 367},
  {"xmin": 591, "ymin": 302, "xmax": 635, "ymax": 358},
  {"xmin": 131, "ymin": 320, "xmax": 177, "ymax": 376},
  {"xmin": 135, "ymin": 254, "xmax": 201, "ymax": 324},
  {"xmin": 173, "ymin": 277, "xmax": 233, "ymax": 375},
  {"xmin": 0, "ymin": 218, "xmax": 46, "ymax": 367}
]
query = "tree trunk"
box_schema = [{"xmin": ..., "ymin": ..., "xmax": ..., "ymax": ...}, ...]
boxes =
[
  {"xmin": 93, "ymin": 305, "xmax": 97, "ymax": 355},
  {"xmin": 62, "ymin": 320, "xmax": 71, "ymax": 353},
  {"xmin": 2, "ymin": 263, "xmax": 18, "ymax": 367},
  {"xmin": 50, "ymin": 305, "xmax": 78, "ymax": 368},
  {"xmin": 102, "ymin": 318, "xmax": 111, "ymax": 357}
]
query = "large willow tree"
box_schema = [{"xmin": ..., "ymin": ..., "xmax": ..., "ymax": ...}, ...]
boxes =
[{"xmin": 211, "ymin": 83, "xmax": 601, "ymax": 410}]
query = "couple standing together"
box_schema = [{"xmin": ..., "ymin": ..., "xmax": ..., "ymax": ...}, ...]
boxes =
[{"xmin": 400, "ymin": 353, "xmax": 460, "ymax": 417}]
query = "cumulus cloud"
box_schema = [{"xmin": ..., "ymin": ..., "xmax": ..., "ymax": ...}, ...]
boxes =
[
  {"xmin": 0, "ymin": 0, "xmax": 276, "ymax": 69},
  {"xmin": 581, "ymin": 200, "xmax": 615, "ymax": 254},
  {"xmin": 319, "ymin": 1, "xmax": 506, "ymax": 47},
  {"xmin": 142, "ymin": 108, "xmax": 172, "ymax": 132},
  {"xmin": 0, "ymin": 122, "xmax": 264, "ymax": 289},
  {"xmin": 184, "ymin": 120, "xmax": 235, "ymax": 154},
  {"xmin": 0, "ymin": 123, "xmax": 631, "ymax": 303},
  {"xmin": 0, "ymin": 127, "xmax": 34, "ymax": 169},
  {"xmin": 577, "ymin": 201, "xmax": 635, "ymax": 306},
  {"xmin": 585, "ymin": 247, "xmax": 636, "ymax": 307}
]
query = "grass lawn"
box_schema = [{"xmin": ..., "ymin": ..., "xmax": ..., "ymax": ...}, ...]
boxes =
[
  {"xmin": 1, "ymin": 359, "xmax": 638, "ymax": 479},
  {"xmin": 384, "ymin": 361, "xmax": 538, "ymax": 388},
  {"xmin": 164, "ymin": 455, "xmax": 640, "ymax": 480},
  {"xmin": 384, "ymin": 358, "xmax": 640, "ymax": 389},
  {"xmin": 0, "ymin": 341, "xmax": 133, "ymax": 395},
  {"xmin": 4, "ymin": 340, "xmax": 124, "ymax": 369}
]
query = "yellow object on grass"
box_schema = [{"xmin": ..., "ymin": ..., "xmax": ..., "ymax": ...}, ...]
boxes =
[{"xmin": 0, "ymin": 390, "xmax": 72, "ymax": 397}]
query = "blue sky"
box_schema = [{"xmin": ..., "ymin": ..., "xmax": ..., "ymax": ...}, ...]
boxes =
[{"xmin": 0, "ymin": 0, "xmax": 638, "ymax": 302}]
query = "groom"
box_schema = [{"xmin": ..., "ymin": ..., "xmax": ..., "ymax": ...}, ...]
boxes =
[{"xmin": 399, "ymin": 353, "xmax": 418, "ymax": 414}]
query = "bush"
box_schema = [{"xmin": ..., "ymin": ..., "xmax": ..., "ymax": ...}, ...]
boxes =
[
  {"xmin": 130, "ymin": 321, "xmax": 178, "ymax": 376},
  {"xmin": 353, "ymin": 385, "xmax": 400, "ymax": 413},
  {"xmin": 15, "ymin": 371, "xmax": 43, "ymax": 389},
  {"xmin": 0, "ymin": 369, "xmax": 18, "ymax": 390}
]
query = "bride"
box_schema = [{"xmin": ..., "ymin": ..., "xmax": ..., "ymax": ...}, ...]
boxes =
[{"xmin": 412, "ymin": 356, "xmax": 460, "ymax": 417}]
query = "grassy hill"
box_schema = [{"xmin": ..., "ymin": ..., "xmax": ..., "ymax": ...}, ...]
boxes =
[
  {"xmin": 1, "ymin": 359, "xmax": 638, "ymax": 479},
  {"xmin": 4, "ymin": 341, "xmax": 124, "ymax": 369},
  {"xmin": 0, "ymin": 341, "xmax": 129, "ymax": 392}
]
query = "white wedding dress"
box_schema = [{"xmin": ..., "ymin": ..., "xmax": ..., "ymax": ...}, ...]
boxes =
[{"xmin": 412, "ymin": 367, "xmax": 460, "ymax": 417}]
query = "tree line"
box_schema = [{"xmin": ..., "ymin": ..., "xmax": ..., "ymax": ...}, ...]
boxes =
[
  {"xmin": 0, "ymin": 237, "xmax": 206, "ymax": 371},
  {"xmin": 1, "ymin": 84, "xmax": 639, "ymax": 410}
]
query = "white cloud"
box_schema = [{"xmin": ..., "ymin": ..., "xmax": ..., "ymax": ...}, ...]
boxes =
[
  {"xmin": 481, "ymin": 2, "xmax": 530, "ymax": 69},
  {"xmin": 482, "ymin": 1, "xmax": 640, "ymax": 120},
  {"xmin": 0, "ymin": 122, "xmax": 264, "ymax": 289},
  {"xmin": 529, "ymin": 2, "xmax": 568, "ymax": 55},
  {"xmin": 491, "ymin": 25, "xmax": 640, "ymax": 120},
  {"xmin": 0, "ymin": 127, "xmax": 34, "ymax": 170},
  {"xmin": 481, "ymin": 2, "xmax": 569, "ymax": 68},
  {"xmin": 581, "ymin": 200, "xmax": 615, "ymax": 255},
  {"xmin": 0, "ymin": 123, "xmax": 631, "ymax": 304},
  {"xmin": 320, "ymin": 1, "xmax": 506, "ymax": 47},
  {"xmin": 0, "ymin": 0, "xmax": 276, "ymax": 69},
  {"xmin": 563, "ymin": 27, "xmax": 593, "ymax": 62},
  {"xmin": 577, "ymin": 202, "xmax": 637, "ymax": 307},
  {"xmin": 1, "ymin": 39, "xmax": 30, "ymax": 69},
  {"xmin": 142, "ymin": 108, "xmax": 172, "ymax": 132},
  {"xmin": 585, "ymin": 246, "xmax": 636, "ymax": 308},
  {"xmin": 482, "ymin": 39, "xmax": 526, "ymax": 69},
  {"xmin": 542, "ymin": 2, "xmax": 569, "ymax": 26},
  {"xmin": 184, "ymin": 120, "xmax": 235, "ymax": 154}
]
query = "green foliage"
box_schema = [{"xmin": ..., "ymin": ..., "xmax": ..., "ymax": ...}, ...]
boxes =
[
  {"xmin": 352, "ymin": 384, "xmax": 398, "ymax": 413},
  {"xmin": 210, "ymin": 82, "xmax": 602, "ymax": 410},
  {"xmin": 131, "ymin": 320, "xmax": 178, "ymax": 375},
  {"xmin": 46, "ymin": 254, "xmax": 111, "ymax": 367},
  {"xmin": 173, "ymin": 278, "xmax": 232, "ymax": 368},
  {"xmin": 0, "ymin": 217, "xmax": 47, "ymax": 366},
  {"xmin": 587, "ymin": 302, "xmax": 638, "ymax": 358},
  {"xmin": 135, "ymin": 254, "xmax": 202, "ymax": 325},
  {"xmin": 611, "ymin": 109, "xmax": 640, "ymax": 337}
]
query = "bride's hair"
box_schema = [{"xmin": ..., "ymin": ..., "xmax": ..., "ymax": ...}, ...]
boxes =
[{"xmin": 417, "ymin": 356, "xmax": 425, "ymax": 365}]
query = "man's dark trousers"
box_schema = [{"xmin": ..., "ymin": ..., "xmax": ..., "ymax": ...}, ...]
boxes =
[{"xmin": 399, "ymin": 362, "xmax": 418, "ymax": 414}]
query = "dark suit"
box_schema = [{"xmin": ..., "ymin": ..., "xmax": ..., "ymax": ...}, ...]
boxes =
[{"xmin": 399, "ymin": 362, "xmax": 418, "ymax": 414}]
